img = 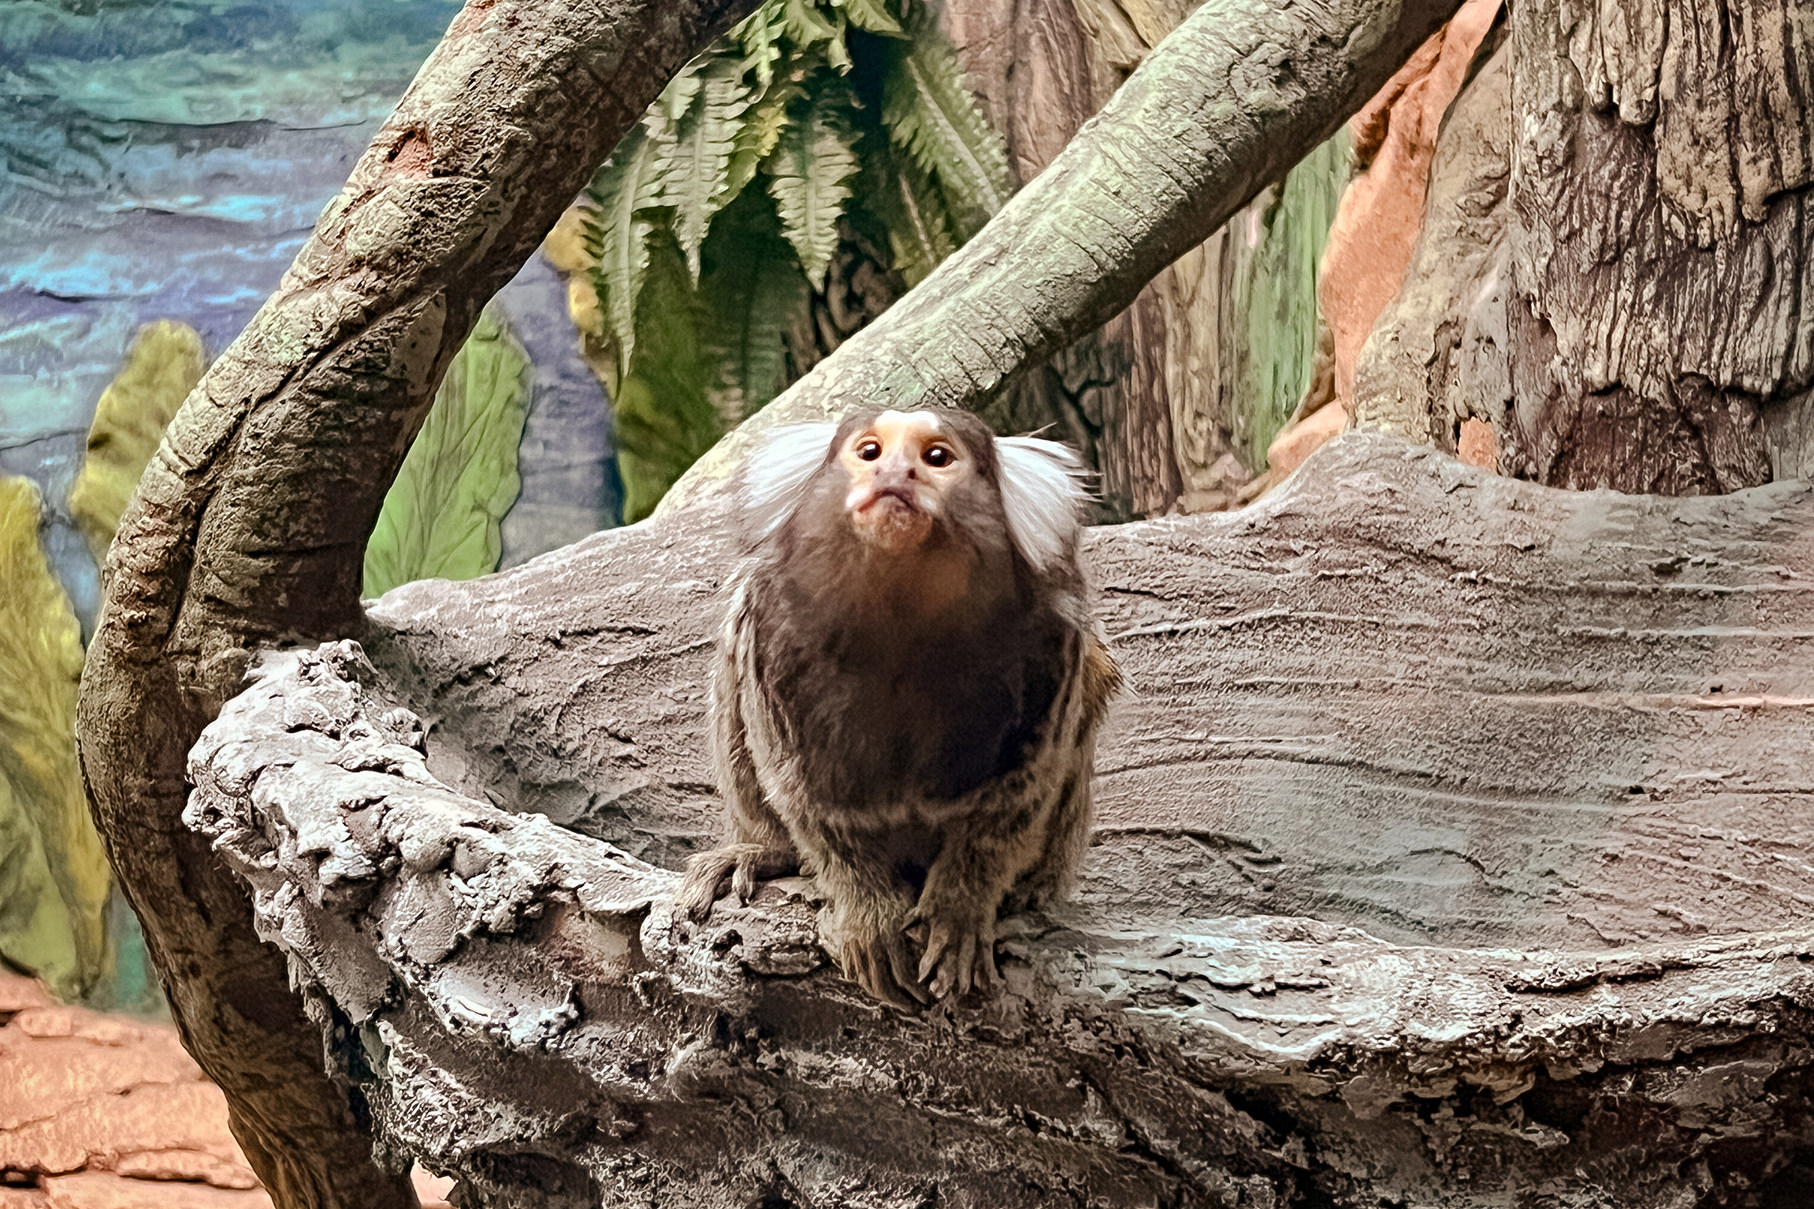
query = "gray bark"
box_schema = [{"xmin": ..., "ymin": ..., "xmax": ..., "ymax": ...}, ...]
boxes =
[
  {"xmin": 72, "ymin": 2, "xmax": 762, "ymax": 1205},
  {"xmin": 191, "ymin": 432, "xmax": 1814, "ymax": 1206}
]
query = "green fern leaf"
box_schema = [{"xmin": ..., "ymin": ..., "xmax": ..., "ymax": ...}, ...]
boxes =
[
  {"xmin": 662, "ymin": 54, "xmax": 752, "ymax": 280},
  {"xmin": 363, "ymin": 310, "xmax": 530, "ymax": 597},
  {"xmin": 726, "ymin": 66, "xmax": 805, "ymax": 201},
  {"xmin": 781, "ymin": 0, "xmax": 843, "ymax": 54},
  {"xmin": 614, "ymin": 236, "xmax": 722, "ymax": 523},
  {"xmin": 863, "ymin": 142, "xmax": 957, "ymax": 287},
  {"xmin": 584, "ymin": 121, "xmax": 670, "ymax": 374},
  {"xmin": 700, "ymin": 189, "xmax": 810, "ymax": 421},
  {"xmin": 766, "ymin": 80, "xmax": 860, "ymax": 289},
  {"xmin": 834, "ymin": 0, "xmax": 902, "ymax": 36},
  {"xmin": 733, "ymin": 0, "xmax": 787, "ymax": 86},
  {"xmin": 881, "ymin": 10, "xmax": 1011, "ymax": 238}
]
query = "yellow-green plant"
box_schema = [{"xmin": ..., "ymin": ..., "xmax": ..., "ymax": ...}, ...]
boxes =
[
  {"xmin": 363, "ymin": 309, "xmax": 532, "ymax": 597},
  {"xmin": 0, "ymin": 476, "xmax": 107, "ymax": 998},
  {"xmin": 67, "ymin": 320, "xmax": 206, "ymax": 568}
]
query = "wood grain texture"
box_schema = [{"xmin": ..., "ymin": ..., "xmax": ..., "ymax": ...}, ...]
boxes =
[{"xmin": 190, "ymin": 432, "xmax": 1814, "ymax": 1205}]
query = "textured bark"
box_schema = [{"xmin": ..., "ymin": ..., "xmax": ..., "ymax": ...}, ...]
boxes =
[
  {"xmin": 189, "ymin": 432, "xmax": 1814, "ymax": 1206},
  {"xmin": 1503, "ymin": 0, "xmax": 1814, "ymax": 491},
  {"xmin": 1351, "ymin": 39, "xmax": 1513, "ymax": 447},
  {"xmin": 1357, "ymin": 0, "xmax": 1814, "ymax": 492},
  {"xmin": 71, "ymin": 2, "xmax": 761, "ymax": 1206},
  {"xmin": 660, "ymin": 0, "xmax": 1469, "ymax": 516},
  {"xmin": 942, "ymin": 0, "xmax": 1191, "ymax": 519}
]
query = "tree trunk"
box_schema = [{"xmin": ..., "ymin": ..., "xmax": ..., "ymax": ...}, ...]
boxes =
[
  {"xmin": 189, "ymin": 431, "xmax": 1814, "ymax": 1206},
  {"xmin": 1353, "ymin": 0, "xmax": 1814, "ymax": 492},
  {"xmin": 73, "ymin": 3, "xmax": 762, "ymax": 1205}
]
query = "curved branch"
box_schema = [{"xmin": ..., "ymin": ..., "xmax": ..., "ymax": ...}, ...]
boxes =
[{"xmin": 75, "ymin": 2, "xmax": 760, "ymax": 1205}]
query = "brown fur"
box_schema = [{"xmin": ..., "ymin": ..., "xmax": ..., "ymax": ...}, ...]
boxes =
[{"xmin": 676, "ymin": 407, "xmax": 1119, "ymax": 1005}]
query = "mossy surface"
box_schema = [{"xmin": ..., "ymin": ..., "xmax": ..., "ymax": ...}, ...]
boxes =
[
  {"xmin": 363, "ymin": 310, "xmax": 531, "ymax": 598},
  {"xmin": 0, "ymin": 475, "xmax": 107, "ymax": 998}
]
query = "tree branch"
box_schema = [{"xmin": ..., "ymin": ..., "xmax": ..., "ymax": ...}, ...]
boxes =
[
  {"xmin": 75, "ymin": 2, "xmax": 760, "ymax": 1205},
  {"xmin": 661, "ymin": 0, "xmax": 1469, "ymax": 511},
  {"xmin": 191, "ymin": 433, "xmax": 1814, "ymax": 1205}
]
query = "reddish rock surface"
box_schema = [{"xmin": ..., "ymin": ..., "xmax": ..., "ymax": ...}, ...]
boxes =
[
  {"xmin": 0, "ymin": 972, "xmax": 450, "ymax": 1209},
  {"xmin": 1318, "ymin": 0, "xmax": 1501, "ymax": 416}
]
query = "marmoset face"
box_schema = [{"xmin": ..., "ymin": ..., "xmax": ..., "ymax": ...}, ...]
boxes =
[{"xmin": 838, "ymin": 409, "xmax": 973, "ymax": 553}]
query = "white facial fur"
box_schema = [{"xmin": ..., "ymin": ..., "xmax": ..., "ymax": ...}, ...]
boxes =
[
  {"xmin": 742, "ymin": 421, "xmax": 840, "ymax": 538},
  {"xmin": 996, "ymin": 436, "xmax": 1089, "ymax": 574},
  {"xmin": 739, "ymin": 418, "xmax": 1089, "ymax": 572}
]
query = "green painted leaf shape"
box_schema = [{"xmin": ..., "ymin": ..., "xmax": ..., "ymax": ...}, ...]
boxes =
[
  {"xmin": 362, "ymin": 311, "xmax": 530, "ymax": 598},
  {"xmin": 881, "ymin": 8, "xmax": 1011, "ymax": 239},
  {"xmin": 66, "ymin": 320, "xmax": 206, "ymax": 567},
  {"xmin": 0, "ymin": 475, "xmax": 108, "ymax": 999},
  {"xmin": 584, "ymin": 121, "xmax": 671, "ymax": 375},
  {"xmin": 662, "ymin": 53, "xmax": 753, "ymax": 280},
  {"xmin": 700, "ymin": 189, "xmax": 810, "ymax": 420},
  {"xmin": 766, "ymin": 79, "xmax": 860, "ymax": 289}
]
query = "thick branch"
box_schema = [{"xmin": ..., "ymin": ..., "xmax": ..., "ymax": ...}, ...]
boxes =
[
  {"xmin": 191, "ymin": 434, "xmax": 1814, "ymax": 1206},
  {"xmin": 662, "ymin": 0, "xmax": 1468, "ymax": 511},
  {"xmin": 74, "ymin": 2, "xmax": 758, "ymax": 1206}
]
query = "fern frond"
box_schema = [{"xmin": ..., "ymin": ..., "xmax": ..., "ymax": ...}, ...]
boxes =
[
  {"xmin": 766, "ymin": 80, "xmax": 860, "ymax": 289},
  {"xmin": 583, "ymin": 121, "xmax": 669, "ymax": 375},
  {"xmin": 781, "ymin": 0, "xmax": 843, "ymax": 54},
  {"xmin": 834, "ymin": 0, "xmax": 902, "ymax": 36},
  {"xmin": 881, "ymin": 8, "xmax": 1011, "ymax": 238},
  {"xmin": 700, "ymin": 190, "xmax": 810, "ymax": 422},
  {"xmin": 863, "ymin": 141, "xmax": 957, "ymax": 287},
  {"xmin": 662, "ymin": 53, "xmax": 752, "ymax": 280},
  {"xmin": 726, "ymin": 60, "xmax": 809, "ymax": 201},
  {"xmin": 732, "ymin": 1, "xmax": 787, "ymax": 86}
]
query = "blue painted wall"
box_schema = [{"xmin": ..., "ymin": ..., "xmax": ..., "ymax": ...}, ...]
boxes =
[{"xmin": 0, "ymin": 0, "xmax": 620, "ymax": 630}]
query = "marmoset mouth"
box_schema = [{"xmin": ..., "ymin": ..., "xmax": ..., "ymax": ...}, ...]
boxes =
[{"xmin": 858, "ymin": 485, "xmax": 920, "ymax": 512}]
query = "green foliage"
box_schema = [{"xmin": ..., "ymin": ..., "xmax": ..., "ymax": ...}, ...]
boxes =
[
  {"xmin": 582, "ymin": 0, "xmax": 1008, "ymax": 514},
  {"xmin": 67, "ymin": 320, "xmax": 205, "ymax": 567},
  {"xmin": 0, "ymin": 476, "xmax": 108, "ymax": 1000},
  {"xmin": 767, "ymin": 86, "xmax": 861, "ymax": 287},
  {"xmin": 363, "ymin": 310, "xmax": 531, "ymax": 597}
]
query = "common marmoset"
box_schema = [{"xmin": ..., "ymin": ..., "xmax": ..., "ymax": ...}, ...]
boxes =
[{"xmin": 676, "ymin": 406, "xmax": 1119, "ymax": 1006}]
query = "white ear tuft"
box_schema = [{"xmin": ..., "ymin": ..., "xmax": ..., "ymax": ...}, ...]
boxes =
[
  {"xmin": 740, "ymin": 422, "xmax": 840, "ymax": 539},
  {"xmin": 996, "ymin": 435, "xmax": 1089, "ymax": 574}
]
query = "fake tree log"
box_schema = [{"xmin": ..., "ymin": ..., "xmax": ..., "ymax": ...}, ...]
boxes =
[
  {"xmin": 73, "ymin": 2, "xmax": 765, "ymax": 1204},
  {"xmin": 190, "ymin": 432, "xmax": 1814, "ymax": 1206},
  {"xmin": 75, "ymin": 0, "xmax": 1465, "ymax": 1201}
]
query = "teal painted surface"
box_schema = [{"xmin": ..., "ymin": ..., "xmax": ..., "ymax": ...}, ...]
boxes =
[{"xmin": 0, "ymin": 0, "xmax": 618, "ymax": 1008}]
